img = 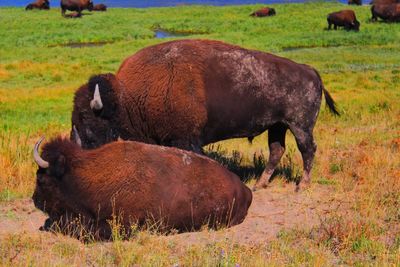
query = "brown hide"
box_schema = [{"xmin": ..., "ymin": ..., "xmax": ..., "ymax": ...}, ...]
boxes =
[
  {"xmin": 33, "ymin": 138, "xmax": 252, "ymax": 240},
  {"xmin": 370, "ymin": 0, "xmax": 400, "ymax": 4},
  {"xmin": 250, "ymin": 7, "xmax": 276, "ymax": 17},
  {"xmin": 371, "ymin": 4, "xmax": 400, "ymax": 21},
  {"xmin": 71, "ymin": 39, "xmax": 339, "ymax": 190},
  {"xmin": 92, "ymin": 3, "xmax": 107, "ymax": 11},
  {"xmin": 327, "ymin": 10, "xmax": 360, "ymax": 30},
  {"xmin": 60, "ymin": 0, "xmax": 93, "ymax": 16},
  {"xmin": 348, "ymin": 0, "xmax": 362, "ymax": 5},
  {"xmin": 25, "ymin": 0, "xmax": 49, "ymax": 10}
]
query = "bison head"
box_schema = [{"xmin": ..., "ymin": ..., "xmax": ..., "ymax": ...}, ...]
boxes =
[
  {"xmin": 353, "ymin": 20, "xmax": 360, "ymax": 31},
  {"xmin": 87, "ymin": 0, "xmax": 94, "ymax": 11},
  {"xmin": 32, "ymin": 138, "xmax": 76, "ymax": 219},
  {"xmin": 71, "ymin": 74, "xmax": 120, "ymax": 149}
]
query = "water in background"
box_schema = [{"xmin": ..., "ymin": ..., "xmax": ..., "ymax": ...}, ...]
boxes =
[{"xmin": 1, "ymin": 0, "xmax": 347, "ymax": 8}]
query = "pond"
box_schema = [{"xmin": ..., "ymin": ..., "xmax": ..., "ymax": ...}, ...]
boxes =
[{"xmin": 2, "ymin": 0, "xmax": 348, "ymax": 8}]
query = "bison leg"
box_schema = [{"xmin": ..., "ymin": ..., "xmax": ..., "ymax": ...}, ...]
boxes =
[
  {"xmin": 334, "ymin": 24, "xmax": 337, "ymax": 30},
  {"xmin": 253, "ymin": 123, "xmax": 287, "ymax": 191},
  {"xmin": 290, "ymin": 126, "xmax": 316, "ymax": 192},
  {"xmin": 61, "ymin": 7, "xmax": 66, "ymax": 17}
]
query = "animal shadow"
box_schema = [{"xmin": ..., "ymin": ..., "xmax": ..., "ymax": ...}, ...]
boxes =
[{"xmin": 205, "ymin": 144, "xmax": 301, "ymax": 184}]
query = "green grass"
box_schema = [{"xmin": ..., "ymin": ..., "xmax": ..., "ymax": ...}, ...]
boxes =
[{"xmin": 0, "ymin": 2, "xmax": 400, "ymax": 266}]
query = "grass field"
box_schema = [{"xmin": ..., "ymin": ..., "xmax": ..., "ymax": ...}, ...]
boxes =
[{"xmin": 0, "ymin": 2, "xmax": 400, "ymax": 266}]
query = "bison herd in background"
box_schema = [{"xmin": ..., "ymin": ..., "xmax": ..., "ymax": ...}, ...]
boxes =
[
  {"xmin": 25, "ymin": 0, "xmax": 400, "ymax": 22},
  {"xmin": 25, "ymin": 0, "xmax": 399, "ymax": 241},
  {"xmin": 26, "ymin": 0, "xmax": 107, "ymax": 17},
  {"xmin": 250, "ymin": 0, "xmax": 400, "ymax": 28}
]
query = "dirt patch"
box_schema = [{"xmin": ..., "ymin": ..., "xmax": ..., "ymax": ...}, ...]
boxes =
[{"xmin": 0, "ymin": 182, "xmax": 350, "ymax": 245}]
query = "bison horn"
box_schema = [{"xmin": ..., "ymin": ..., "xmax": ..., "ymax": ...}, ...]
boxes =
[
  {"xmin": 33, "ymin": 137, "xmax": 49, "ymax": 169},
  {"xmin": 90, "ymin": 84, "xmax": 103, "ymax": 110},
  {"xmin": 73, "ymin": 125, "xmax": 82, "ymax": 147}
]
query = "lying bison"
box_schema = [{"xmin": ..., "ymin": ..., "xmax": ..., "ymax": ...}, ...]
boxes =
[
  {"xmin": 61, "ymin": 0, "xmax": 93, "ymax": 17},
  {"xmin": 93, "ymin": 3, "xmax": 107, "ymax": 11},
  {"xmin": 25, "ymin": 0, "xmax": 49, "ymax": 10},
  {"xmin": 327, "ymin": 10, "xmax": 360, "ymax": 31},
  {"xmin": 371, "ymin": 4, "xmax": 400, "ymax": 21},
  {"xmin": 71, "ymin": 39, "xmax": 339, "ymax": 191},
  {"xmin": 33, "ymin": 137, "xmax": 252, "ymax": 240},
  {"xmin": 250, "ymin": 7, "xmax": 276, "ymax": 17},
  {"xmin": 348, "ymin": 0, "xmax": 362, "ymax": 5}
]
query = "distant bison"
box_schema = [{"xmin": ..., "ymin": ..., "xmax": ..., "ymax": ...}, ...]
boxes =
[
  {"xmin": 371, "ymin": 4, "xmax": 400, "ymax": 21},
  {"xmin": 327, "ymin": 10, "xmax": 360, "ymax": 31},
  {"xmin": 250, "ymin": 7, "xmax": 276, "ymax": 17},
  {"xmin": 60, "ymin": 0, "xmax": 93, "ymax": 17},
  {"xmin": 32, "ymin": 137, "xmax": 252, "ymax": 240},
  {"xmin": 92, "ymin": 3, "xmax": 107, "ymax": 11},
  {"xmin": 370, "ymin": 0, "xmax": 400, "ymax": 5},
  {"xmin": 71, "ymin": 39, "xmax": 339, "ymax": 191},
  {"xmin": 348, "ymin": 0, "xmax": 362, "ymax": 5},
  {"xmin": 25, "ymin": 0, "xmax": 49, "ymax": 10}
]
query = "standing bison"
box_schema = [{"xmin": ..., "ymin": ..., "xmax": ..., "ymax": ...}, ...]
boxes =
[
  {"xmin": 32, "ymin": 137, "xmax": 252, "ymax": 240},
  {"xmin": 71, "ymin": 39, "xmax": 339, "ymax": 191},
  {"xmin": 327, "ymin": 10, "xmax": 360, "ymax": 31},
  {"xmin": 25, "ymin": 0, "xmax": 49, "ymax": 10},
  {"xmin": 250, "ymin": 7, "xmax": 276, "ymax": 17},
  {"xmin": 371, "ymin": 4, "xmax": 400, "ymax": 21},
  {"xmin": 60, "ymin": 0, "xmax": 93, "ymax": 17}
]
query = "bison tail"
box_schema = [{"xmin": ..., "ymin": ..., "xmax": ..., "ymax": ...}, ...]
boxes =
[{"xmin": 322, "ymin": 87, "xmax": 340, "ymax": 116}]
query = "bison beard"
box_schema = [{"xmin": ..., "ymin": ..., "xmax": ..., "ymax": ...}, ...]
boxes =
[
  {"xmin": 71, "ymin": 39, "xmax": 339, "ymax": 191},
  {"xmin": 32, "ymin": 137, "xmax": 252, "ymax": 241}
]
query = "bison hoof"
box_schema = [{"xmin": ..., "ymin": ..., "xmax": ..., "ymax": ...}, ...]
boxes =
[
  {"xmin": 295, "ymin": 181, "xmax": 311, "ymax": 192},
  {"xmin": 252, "ymin": 181, "xmax": 268, "ymax": 192}
]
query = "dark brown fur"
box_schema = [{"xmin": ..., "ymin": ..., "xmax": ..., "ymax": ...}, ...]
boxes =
[
  {"xmin": 60, "ymin": 0, "xmax": 93, "ymax": 17},
  {"xmin": 250, "ymin": 7, "xmax": 276, "ymax": 17},
  {"xmin": 370, "ymin": 0, "xmax": 400, "ymax": 5},
  {"xmin": 327, "ymin": 10, "xmax": 360, "ymax": 31},
  {"xmin": 348, "ymin": 0, "xmax": 362, "ymax": 5},
  {"xmin": 371, "ymin": 4, "xmax": 400, "ymax": 21},
  {"xmin": 25, "ymin": 0, "xmax": 49, "ymax": 10},
  {"xmin": 33, "ymin": 137, "xmax": 252, "ymax": 240},
  {"xmin": 71, "ymin": 39, "xmax": 339, "ymax": 190},
  {"xmin": 92, "ymin": 3, "xmax": 107, "ymax": 11}
]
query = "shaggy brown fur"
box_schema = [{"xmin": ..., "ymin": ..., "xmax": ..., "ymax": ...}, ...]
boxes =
[
  {"xmin": 92, "ymin": 3, "xmax": 107, "ymax": 11},
  {"xmin": 250, "ymin": 7, "xmax": 276, "ymax": 17},
  {"xmin": 33, "ymin": 137, "xmax": 252, "ymax": 240},
  {"xmin": 71, "ymin": 39, "xmax": 339, "ymax": 191},
  {"xmin": 60, "ymin": 0, "xmax": 93, "ymax": 17},
  {"xmin": 371, "ymin": 4, "xmax": 400, "ymax": 21},
  {"xmin": 348, "ymin": 0, "xmax": 362, "ymax": 5},
  {"xmin": 327, "ymin": 10, "xmax": 360, "ymax": 31},
  {"xmin": 25, "ymin": 0, "xmax": 49, "ymax": 10},
  {"xmin": 370, "ymin": 0, "xmax": 400, "ymax": 5}
]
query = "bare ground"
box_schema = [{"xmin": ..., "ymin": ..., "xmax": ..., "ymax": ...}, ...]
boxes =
[{"xmin": 0, "ymin": 181, "xmax": 351, "ymax": 245}]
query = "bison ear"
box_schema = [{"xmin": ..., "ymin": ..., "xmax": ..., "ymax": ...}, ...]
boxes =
[
  {"xmin": 50, "ymin": 154, "xmax": 66, "ymax": 179},
  {"xmin": 88, "ymin": 74, "xmax": 118, "ymax": 119}
]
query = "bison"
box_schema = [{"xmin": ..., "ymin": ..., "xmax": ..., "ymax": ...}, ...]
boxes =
[
  {"xmin": 327, "ymin": 10, "xmax": 360, "ymax": 31},
  {"xmin": 32, "ymin": 137, "xmax": 252, "ymax": 240},
  {"xmin": 348, "ymin": 0, "xmax": 362, "ymax": 5},
  {"xmin": 92, "ymin": 3, "xmax": 107, "ymax": 11},
  {"xmin": 370, "ymin": 0, "xmax": 400, "ymax": 5},
  {"xmin": 250, "ymin": 7, "xmax": 276, "ymax": 17},
  {"xmin": 371, "ymin": 4, "xmax": 400, "ymax": 21},
  {"xmin": 60, "ymin": 0, "xmax": 93, "ymax": 17},
  {"xmin": 71, "ymin": 39, "xmax": 339, "ymax": 191},
  {"xmin": 25, "ymin": 0, "xmax": 49, "ymax": 10}
]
